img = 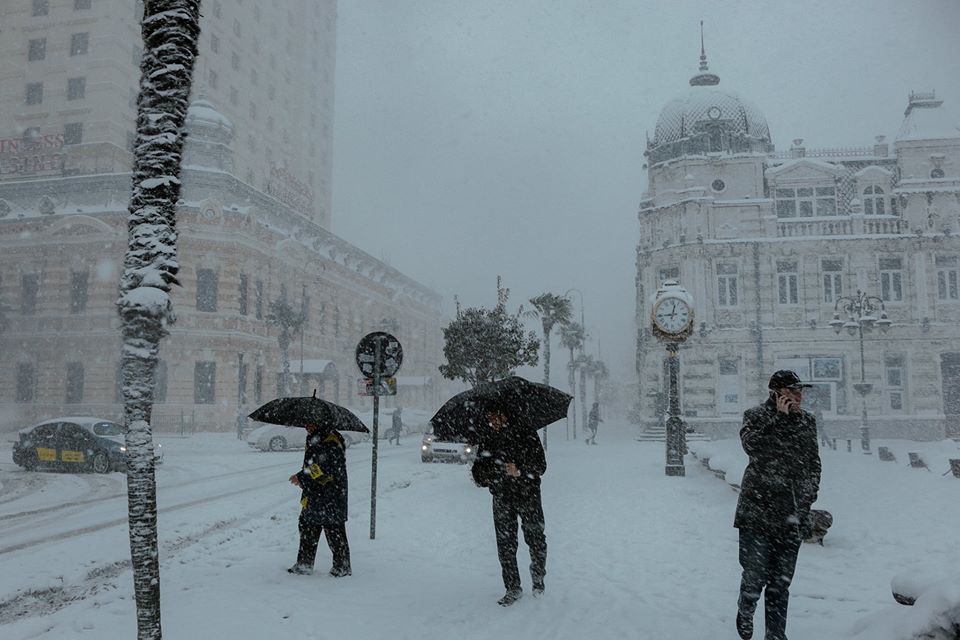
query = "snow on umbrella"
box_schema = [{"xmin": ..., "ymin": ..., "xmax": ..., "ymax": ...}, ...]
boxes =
[
  {"xmin": 430, "ymin": 376, "xmax": 572, "ymax": 442},
  {"xmin": 249, "ymin": 391, "xmax": 370, "ymax": 433}
]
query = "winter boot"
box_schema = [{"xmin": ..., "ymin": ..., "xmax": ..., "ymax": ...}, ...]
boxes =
[
  {"xmin": 532, "ymin": 579, "xmax": 545, "ymax": 598},
  {"xmin": 736, "ymin": 610, "xmax": 753, "ymax": 639},
  {"xmin": 497, "ymin": 589, "xmax": 522, "ymax": 607},
  {"xmin": 287, "ymin": 563, "xmax": 313, "ymax": 575},
  {"xmin": 329, "ymin": 564, "xmax": 352, "ymax": 577}
]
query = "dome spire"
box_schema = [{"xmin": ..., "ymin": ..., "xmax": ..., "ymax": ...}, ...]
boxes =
[{"xmin": 690, "ymin": 21, "xmax": 720, "ymax": 87}]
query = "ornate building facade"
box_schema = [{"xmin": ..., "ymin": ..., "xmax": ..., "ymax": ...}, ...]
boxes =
[
  {"xmin": 0, "ymin": 1, "xmax": 444, "ymax": 432},
  {"xmin": 636, "ymin": 50, "xmax": 960, "ymax": 440}
]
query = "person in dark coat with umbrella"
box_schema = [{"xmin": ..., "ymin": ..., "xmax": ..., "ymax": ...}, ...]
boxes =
[
  {"xmin": 471, "ymin": 406, "xmax": 548, "ymax": 607},
  {"xmin": 734, "ymin": 370, "xmax": 821, "ymax": 640},
  {"xmin": 287, "ymin": 423, "xmax": 351, "ymax": 577}
]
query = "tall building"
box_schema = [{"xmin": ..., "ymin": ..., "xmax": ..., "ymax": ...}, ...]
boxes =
[
  {"xmin": 0, "ymin": 1, "xmax": 445, "ymax": 432},
  {"xmin": 635, "ymin": 47, "xmax": 960, "ymax": 441}
]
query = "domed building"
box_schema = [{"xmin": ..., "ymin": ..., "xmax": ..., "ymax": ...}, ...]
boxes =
[{"xmin": 635, "ymin": 48, "xmax": 960, "ymax": 442}]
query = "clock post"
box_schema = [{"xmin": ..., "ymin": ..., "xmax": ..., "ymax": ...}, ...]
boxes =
[
  {"xmin": 649, "ymin": 280, "xmax": 694, "ymax": 477},
  {"xmin": 664, "ymin": 341, "xmax": 685, "ymax": 477}
]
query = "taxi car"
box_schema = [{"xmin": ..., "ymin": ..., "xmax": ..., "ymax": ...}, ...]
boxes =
[{"xmin": 11, "ymin": 417, "xmax": 163, "ymax": 473}]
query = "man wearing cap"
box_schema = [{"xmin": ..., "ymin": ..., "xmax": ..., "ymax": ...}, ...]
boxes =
[{"xmin": 734, "ymin": 370, "xmax": 821, "ymax": 640}]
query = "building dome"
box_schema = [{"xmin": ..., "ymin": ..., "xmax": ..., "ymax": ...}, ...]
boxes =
[
  {"xmin": 185, "ymin": 98, "xmax": 234, "ymax": 137},
  {"xmin": 647, "ymin": 45, "xmax": 773, "ymax": 165}
]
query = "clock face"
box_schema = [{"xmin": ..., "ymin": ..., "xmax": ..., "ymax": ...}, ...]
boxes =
[
  {"xmin": 707, "ymin": 106, "xmax": 722, "ymax": 120},
  {"xmin": 653, "ymin": 297, "xmax": 691, "ymax": 334}
]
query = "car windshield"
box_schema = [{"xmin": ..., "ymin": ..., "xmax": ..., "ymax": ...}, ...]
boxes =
[{"xmin": 92, "ymin": 422, "xmax": 124, "ymax": 436}]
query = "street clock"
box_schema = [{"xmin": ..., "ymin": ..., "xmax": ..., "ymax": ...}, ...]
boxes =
[{"xmin": 650, "ymin": 280, "xmax": 695, "ymax": 342}]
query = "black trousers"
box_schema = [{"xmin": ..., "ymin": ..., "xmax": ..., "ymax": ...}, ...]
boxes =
[
  {"xmin": 737, "ymin": 528, "xmax": 802, "ymax": 640},
  {"xmin": 297, "ymin": 515, "xmax": 351, "ymax": 571},
  {"xmin": 492, "ymin": 488, "xmax": 546, "ymax": 592}
]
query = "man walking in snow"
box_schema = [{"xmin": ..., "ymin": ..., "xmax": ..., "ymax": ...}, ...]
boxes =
[
  {"xmin": 734, "ymin": 370, "xmax": 821, "ymax": 640},
  {"xmin": 471, "ymin": 406, "xmax": 547, "ymax": 607},
  {"xmin": 287, "ymin": 423, "xmax": 351, "ymax": 577},
  {"xmin": 390, "ymin": 406, "xmax": 403, "ymax": 446},
  {"xmin": 585, "ymin": 401, "xmax": 601, "ymax": 445}
]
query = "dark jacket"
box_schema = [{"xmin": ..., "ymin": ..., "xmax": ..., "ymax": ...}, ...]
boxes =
[
  {"xmin": 297, "ymin": 430, "xmax": 348, "ymax": 525},
  {"xmin": 471, "ymin": 428, "xmax": 546, "ymax": 496},
  {"xmin": 392, "ymin": 410, "xmax": 403, "ymax": 432},
  {"xmin": 734, "ymin": 398, "xmax": 821, "ymax": 532}
]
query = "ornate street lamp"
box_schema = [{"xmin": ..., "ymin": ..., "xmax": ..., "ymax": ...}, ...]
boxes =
[{"xmin": 830, "ymin": 290, "xmax": 891, "ymax": 454}]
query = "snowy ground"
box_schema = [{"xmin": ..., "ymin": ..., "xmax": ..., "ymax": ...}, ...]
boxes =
[{"xmin": 0, "ymin": 423, "xmax": 958, "ymax": 639}]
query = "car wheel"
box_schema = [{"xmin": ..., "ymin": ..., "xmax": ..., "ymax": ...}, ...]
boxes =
[
  {"xmin": 91, "ymin": 451, "xmax": 111, "ymax": 474},
  {"xmin": 268, "ymin": 436, "xmax": 287, "ymax": 452},
  {"xmin": 421, "ymin": 455, "xmax": 431, "ymax": 463}
]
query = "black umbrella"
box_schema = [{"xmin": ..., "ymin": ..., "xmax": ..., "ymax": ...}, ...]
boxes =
[
  {"xmin": 249, "ymin": 391, "xmax": 370, "ymax": 433},
  {"xmin": 430, "ymin": 376, "xmax": 572, "ymax": 442}
]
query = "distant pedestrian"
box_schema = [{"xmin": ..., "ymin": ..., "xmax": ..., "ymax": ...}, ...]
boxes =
[
  {"xmin": 585, "ymin": 401, "xmax": 602, "ymax": 445},
  {"xmin": 471, "ymin": 407, "xmax": 547, "ymax": 607},
  {"xmin": 287, "ymin": 423, "xmax": 351, "ymax": 577},
  {"xmin": 390, "ymin": 407, "xmax": 403, "ymax": 446},
  {"xmin": 734, "ymin": 370, "xmax": 821, "ymax": 640}
]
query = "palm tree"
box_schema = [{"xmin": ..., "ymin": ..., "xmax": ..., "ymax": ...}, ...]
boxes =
[
  {"xmin": 267, "ymin": 295, "xmax": 308, "ymax": 396},
  {"xmin": 591, "ymin": 359, "xmax": 610, "ymax": 405},
  {"xmin": 526, "ymin": 294, "xmax": 572, "ymax": 451},
  {"xmin": 527, "ymin": 293, "xmax": 572, "ymax": 386},
  {"xmin": 559, "ymin": 321, "xmax": 585, "ymax": 439},
  {"xmin": 575, "ymin": 353, "xmax": 596, "ymax": 433},
  {"xmin": 116, "ymin": 2, "xmax": 202, "ymax": 637}
]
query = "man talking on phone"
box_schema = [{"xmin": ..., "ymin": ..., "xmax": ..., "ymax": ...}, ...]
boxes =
[{"xmin": 733, "ymin": 370, "xmax": 821, "ymax": 640}]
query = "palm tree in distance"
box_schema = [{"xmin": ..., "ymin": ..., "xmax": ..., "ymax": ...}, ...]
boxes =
[
  {"xmin": 559, "ymin": 321, "xmax": 585, "ymax": 439},
  {"xmin": 526, "ymin": 293, "xmax": 573, "ymax": 451}
]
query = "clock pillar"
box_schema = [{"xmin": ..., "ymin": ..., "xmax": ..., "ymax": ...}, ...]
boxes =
[{"xmin": 665, "ymin": 341, "xmax": 686, "ymax": 476}]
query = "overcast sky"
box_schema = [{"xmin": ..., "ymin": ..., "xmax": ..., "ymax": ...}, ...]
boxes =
[{"xmin": 330, "ymin": 0, "xmax": 960, "ymax": 378}]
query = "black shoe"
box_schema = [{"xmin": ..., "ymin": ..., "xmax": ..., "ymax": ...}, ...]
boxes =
[
  {"xmin": 736, "ymin": 611, "xmax": 753, "ymax": 639},
  {"xmin": 532, "ymin": 580, "xmax": 545, "ymax": 598},
  {"xmin": 497, "ymin": 589, "xmax": 522, "ymax": 606},
  {"xmin": 329, "ymin": 565, "xmax": 352, "ymax": 577},
  {"xmin": 287, "ymin": 564, "xmax": 313, "ymax": 575}
]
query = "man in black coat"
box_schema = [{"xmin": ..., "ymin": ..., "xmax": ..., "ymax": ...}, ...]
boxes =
[
  {"xmin": 471, "ymin": 409, "xmax": 547, "ymax": 607},
  {"xmin": 287, "ymin": 423, "xmax": 351, "ymax": 577},
  {"xmin": 390, "ymin": 406, "xmax": 403, "ymax": 446},
  {"xmin": 734, "ymin": 370, "xmax": 821, "ymax": 640}
]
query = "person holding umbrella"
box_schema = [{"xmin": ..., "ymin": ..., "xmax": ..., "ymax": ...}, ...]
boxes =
[
  {"xmin": 431, "ymin": 376, "xmax": 571, "ymax": 607},
  {"xmin": 248, "ymin": 392, "xmax": 369, "ymax": 578},
  {"xmin": 287, "ymin": 422, "xmax": 351, "ymax": 577},
  {"xmin": 471, "ymin": 405, "xmax": 548, "ymax": 606}
]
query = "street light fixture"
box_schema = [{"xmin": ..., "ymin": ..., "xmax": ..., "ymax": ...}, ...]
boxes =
[{"xmin": 830, "ymin": 290, "xmax": 891, "ymax": 454}]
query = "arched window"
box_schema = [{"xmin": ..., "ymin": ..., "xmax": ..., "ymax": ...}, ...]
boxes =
[{"xmin": 863, "ymin": 185, "xmax": 886, "ymax": 215}]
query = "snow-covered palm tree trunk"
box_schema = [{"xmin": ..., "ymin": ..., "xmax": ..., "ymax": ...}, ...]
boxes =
[{"xmin": 116, "ymin": 2, "xmax": 202, "ymax": 638}]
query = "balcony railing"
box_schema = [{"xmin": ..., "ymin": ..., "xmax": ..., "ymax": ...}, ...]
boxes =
[{"xmin": 776, "ymin": 215, "xmax": 906, "ymax": 238}]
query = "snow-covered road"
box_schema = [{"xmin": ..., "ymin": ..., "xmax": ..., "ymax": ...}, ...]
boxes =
[{"xmin": 0, "ymin": 424, "xmax": 957, "ymax": 639}]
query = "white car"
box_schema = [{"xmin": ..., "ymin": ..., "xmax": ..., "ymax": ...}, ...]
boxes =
[
  {"xmin": 421, "ymin": 428, "xmax": 477, "ymax": 464},
  {"xmin": 245, "ymin": 424, "xmax": 364, "ymax": 452}
]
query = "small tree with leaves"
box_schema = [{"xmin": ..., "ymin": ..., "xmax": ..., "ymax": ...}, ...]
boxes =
[
  {"xmin": 440, "ymin": 278, "xmax": 539, "ymax": 387},
  {"xmin": 267, "ymin": 295, "xmax": 307, "ymax": 396}
]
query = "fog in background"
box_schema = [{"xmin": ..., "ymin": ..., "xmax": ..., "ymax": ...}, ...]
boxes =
[{"xmin": 331, "ymin": 0, "xmax": 960, "ymax": 378}]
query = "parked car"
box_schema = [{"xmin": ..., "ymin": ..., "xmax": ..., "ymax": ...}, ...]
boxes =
[
  {"xmin": 421, "ymin": 427, "xmax": 477, "ymax": 464},
  {"xmin": 245, "ymin": 423, "xmax": 364, "ymax": 452},
  {"xmin": 11, "ymin": 417, "xmax": 163, "ymax": 473}
]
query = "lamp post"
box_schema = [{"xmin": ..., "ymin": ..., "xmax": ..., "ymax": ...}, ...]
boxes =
[{"xmin": 829, "ymin": 290, "xmax": 891, "ymax": 454}]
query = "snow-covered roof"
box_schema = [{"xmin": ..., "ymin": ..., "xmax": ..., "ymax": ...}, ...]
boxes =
[
  {"xmin": 896, "ymin": 95, "xmax": 960, "ymax": 143},
  {"xmin": 653, "ymin": 87, "xmax": 770, "ymax": 148},
  {"xmin": 764, "ymin": 157, "xmax": 845, "ymax": 178}
]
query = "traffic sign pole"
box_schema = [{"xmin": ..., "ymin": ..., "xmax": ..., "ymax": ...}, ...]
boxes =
[{"xmin": 370, "ymin": 338, "xmax": 381, "ymax": 540}]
